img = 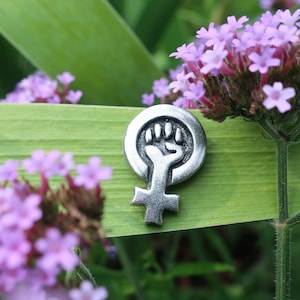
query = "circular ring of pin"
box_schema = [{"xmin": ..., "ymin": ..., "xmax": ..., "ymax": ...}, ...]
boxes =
[{"xmin": 124, "ymin": 104, "xmax": 206, "ymax": 225}]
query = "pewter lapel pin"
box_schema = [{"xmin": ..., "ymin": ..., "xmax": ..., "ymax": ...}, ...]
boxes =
[{"xmin": 124, "ymin": 104, "xmax": 206, "ymax": 225}]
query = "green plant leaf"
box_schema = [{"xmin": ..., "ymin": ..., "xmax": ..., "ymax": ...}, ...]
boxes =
[
  {"xmin": 0, "ymin": 104, "xmax": 300, "ymax": 237},
  {"xmin": 133, "ymin": 0, "xmax": 183, "ymax": 52},
  {"xmin": 0, "ymin": 0, "xmax": 161, "ymax": 106}
]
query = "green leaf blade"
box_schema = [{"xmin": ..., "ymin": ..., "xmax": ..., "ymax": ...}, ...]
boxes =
[
  {"xmin": 0, "ymin": 0, "xmax": 161, "ymax": 105},
  {"xmin": 0, "ymin": 104, "xmax": 299, "ymax": 237}
]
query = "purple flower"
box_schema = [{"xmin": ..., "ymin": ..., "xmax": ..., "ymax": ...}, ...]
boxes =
[
  {"xmin": 248, "ymin": 47, "xmax": 280, "ymax": 74},
  {"xmin": 69, "ymin": 281, "xmax": 108, "ymax": 300},
  {"xmin": 172, "ymin": 97, "xmax": 198, "ymax": 109},
  {"xmin": 169, "ymin": 71, "xmax": 195, "ymax": 93},
  {"xmin": 22, "ymin": 149, "xmax": 61, "ymax": 178},
  {"xmin": 46, "ymin": 94, "xmax": 61, "ymax": 104},
  {"xmin": 268, "ymin": 24, "xmax": 298, "ymax": 46},
  {"xmin": 226, "ymin": 15, "xmax": 249, "ymax": 31},
  {"xmin": 203, "ymin": 24, "xmax": 233, "ymax": 47},
  {"xmin": 142, "ymin": 93, "xmax": 155, "ymax": 106},
  {"xmin": 169, "ymin": 43, "xmax": 204, "ymax": 62},
  {"xmin": 279, "ymin": 9, "xmax": 300, "ymax": 27},
  {"xmin": 57, "ymin": 72, "xmax": 75, "ymax": 85},
  {"xmin": 169, "ymin": 65, "xmax": 184, "ymax": 81},
  {"xmin": 0, "ymin": 229, "xmax": 31, "ymax": 269},
  {"xmin": 152, "ymin": 78, "xmax": 170, "ymax": 98},
  {"xmin": 1, "ymin": 70, "xmax": 81, "ymax": 105},
  {"xmin": 262, "ymin": 82, "xmax": 295, "ymax": 113},
  {"xmin": 183, "ymin": 81, "xmax": 206, "ymax": 101},
  {"xmin": 74, "ymin": 157, "xmax": 112, "ymax": 190},
  {"xmin": 0, "ymin": 160, "xmax": 19, "ymax": 182},
  {"xmin": 0, "ymin": 186, "xmax": 20, "ymax": 217},
  {"xmin": 56, "ymin": 152, "xmax": 74, "ymax": 176},
  {"xmin": 242, "ymin": 22, "xmax": 273, "ymax": 47},
  {"xmin": 259, "ymin": 0, "xmax": 273, "ymax": 9},
  {"xmin": 66, "ymin": 90, "xmax": 83, "ymax": 104},
  {"xmin": 200, "ymin": 44, "xmax": 228, "ymax": 74},
  {"xmin": 169, "ymin": 43, "xmax": 194, "ymax": 60},
  {"xmin": 35, "ymin": 228, "xmax": 79, "ymax": 272},
  {"xmin": 3, "ymin": 283, "xmax": 47, "ymax": 300},
  {"xmin": 2, "ymin": 194, "xmax": 42, "ymax": 230},
  {"xmin": 20, "ymin": 72, "xmax": 58, "ymax": 99},
  {"xmin": 0, "ymin": 267, "xmax": 27, "ymax": 293},
  {"xmin": 172, "ymin": 97, "xmax": 187, "ymax": 108}
]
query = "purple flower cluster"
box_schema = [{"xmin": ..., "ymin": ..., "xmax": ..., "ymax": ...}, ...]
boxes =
[
  {"xmin": 259, "ymin": 0, "xmax": 300, "ymax": 10},
  {"xmin": 143, "ymin": 9, "xmax": 300, "ymax": 137},
  {"xmin": 1, "ymin": 71, "xmax": 83, "ymax": 104},
  {"xmin": 0, "ymin": 150, "xmax": 111, "ymax": 298}
]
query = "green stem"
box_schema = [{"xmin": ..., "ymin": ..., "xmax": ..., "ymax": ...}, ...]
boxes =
[
  {"xmin": 275, "ymin": 140, "xmax": 291, "ymax": 300},
  {"xmin": 113, "ymin": 238, "xmax": 146, "ymax": 300},
  {"xmin": 274, "ymin": 221, "xmax": 292, "ymax": 300},
  {"xmin": 277, "ymin": 140, "xmax": 289, "ymax": 222}
]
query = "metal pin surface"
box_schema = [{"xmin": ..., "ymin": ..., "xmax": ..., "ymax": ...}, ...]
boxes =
[{"xmin": 124, "ymin": 105, "xmax": 206, "ymax": 225}]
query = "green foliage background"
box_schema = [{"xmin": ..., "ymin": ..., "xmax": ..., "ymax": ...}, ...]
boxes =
[{"xmin": 1, "ymin": 0, "xmax": 300, "ymax": 299}]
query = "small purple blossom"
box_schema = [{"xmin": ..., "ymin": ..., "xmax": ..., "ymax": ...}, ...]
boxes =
[
  {"xmin": 56, "ymin": 152, "xmax": 74, "ymax": 176},
  {"xmin": 259, "ymin": 0, "xmax": 273, "ymax": 9},
  {"xmin": 1, "ymin": 71, "xmax": 81, "ymax": 105},
  {"xmin": 152, "ymin": 78, "xmax": 170, "ymax": 98},
  {"xmin": 0, "ymin": 268, "xmax": 27, "ymax": 293},
  {"xmin": 262, "ymin": 82, "xmax": 295, "ymax": 113},
  {"xmin": 69, "ymin": 281, "xmax": 108, "ymax": 300},
  {"xmin": 35, "ymin": 228, "xmax": 79, "ymax": 272},
  {"xmin": 142, "ymin": 93, "xmax": 155, "ymax": 106},
  {"xmin": 169, "ymin": 43, "xmax": 204, "ymax": 62},
  {"xmin": 57, "ymin": 72, "xmax": 75, "ymax": 85},
  {"xmin": 203, "ymin": 24, "xmax": 233, "ymax": 47},
  {"xmin": 169, "ymin": 71, "xmax": 195, "ymax": 93},
  {"xmin": 172, "ymin": 96, "xmax": 187, "ymax": 108},
  {"xmin": 2, "ymin": 194, "xmax": 42, "ymax": 230},
  {"xmin": 248, "ymin": 47, "xmax": 280, "ymax": 74},
  {"xmin": 65, "ymin": 90, "xmax": 83, "ymax": 104},
  {"xmin": 226, "ymin": 15, "xmax": 249, "ymax": 31},
  {"xmin": 183, "ymin": 81, "xmax": 206, "ymax": 102},
  {"xmin": 46, "ymin": 94, "xmax": 61, "ymax": 104},
  {"xmin": 280, "ymin": 8, "xmax": 300, "ymax": 27},
  {"xmin": 169, "ymin": 43, "xmax": 194, "ymax": 60},
  {"xmin": 0, "ymin": 229, "xmax": 31, "ymax": 269},
  {"xmin": 3, "ymin": 284, "xmax": 47, "ymax": 300},
  {"xmin": 268, "ymin": 24, "xmax": 298, "ymax": 46},
  {"xmin": 74, "ymin": 157, "xmax": 112, "ymax": 190},
  {"xmin": 22, "ymin": 149, "xmax": 61, "ymax": 178},
  {"xmin": 0, "ymin": 160, "xmax": 19, "ymax": 182},
  {"xmin": 200, "ymin": 44, "xmax": 228, "ymax": 74}
]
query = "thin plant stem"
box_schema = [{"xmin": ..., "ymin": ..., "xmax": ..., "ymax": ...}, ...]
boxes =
[
  {"xmin": 113, "ymin": 238, "xmax": 147, "ymax": 300},
  {"xmin": 275, "ymin": 139, "xmax": 291, "ymax": 300},
  {"xmin": 277, "ymin": 140, "xmax": 289, "ymax": 222}
]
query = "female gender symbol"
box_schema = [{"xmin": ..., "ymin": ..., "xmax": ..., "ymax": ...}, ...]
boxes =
[{"xmin": 124, "ymin": 104, "xmax": 206, "ymax": 225}]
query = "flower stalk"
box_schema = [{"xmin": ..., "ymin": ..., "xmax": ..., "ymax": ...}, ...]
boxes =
[{"xmin": 275, "ymin": 139, "xmax": 291, "ymax": 300}]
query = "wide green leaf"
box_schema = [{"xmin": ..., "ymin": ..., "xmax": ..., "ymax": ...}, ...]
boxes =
[
  {"xmin": 0, "ymin": 0, "xmax": 161, "ymax": 105},
  {"xmin": 0, "ymin": 104, "xmax": 300, "ymax": 237}
]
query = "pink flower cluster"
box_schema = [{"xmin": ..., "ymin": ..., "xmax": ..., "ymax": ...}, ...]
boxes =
[
  {"xmin": 1, "ymin": 71, "xmax": 83, "ymax": 104},
  {"xmin": 0, "ymin": 150, "xmax": 111, "ymax": 298},
  {"xmin": 143, "ymin": 9, "xmax": 300, "ymax": 126}
]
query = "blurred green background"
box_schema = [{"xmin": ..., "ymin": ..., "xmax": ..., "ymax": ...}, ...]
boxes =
[{"xmin": 1, "ymin": 0, "xmax": 300, "ymax": 299}]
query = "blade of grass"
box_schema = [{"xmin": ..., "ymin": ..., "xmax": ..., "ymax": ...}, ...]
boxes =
[
  {"xmin": 133, "ymin": 0, "xmax": 183, "ymax": 51},
  {"xmin": 0, "ymin": 104, "xmax": 299, "ymax": 237},
  {"xmin": 0, "ymin": 0, "xmax": 162, "ymax": 106}
]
